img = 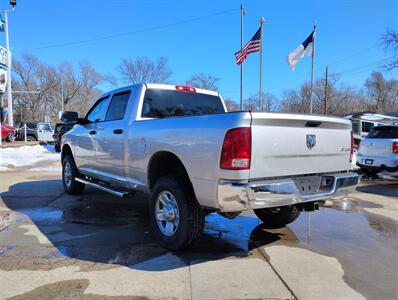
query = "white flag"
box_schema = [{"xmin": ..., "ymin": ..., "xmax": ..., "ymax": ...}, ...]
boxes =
[{"xmin": 286, "ymin": 31, "xmax": 315, "ymax": 70}]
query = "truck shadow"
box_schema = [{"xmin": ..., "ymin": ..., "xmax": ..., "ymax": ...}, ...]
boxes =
[{"xmin": 1, "ymin": 179, "xmax": 295, "ymax": 272}]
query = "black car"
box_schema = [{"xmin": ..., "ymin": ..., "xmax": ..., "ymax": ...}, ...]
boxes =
[
  {"xmin": 15, "ymin": 122, "xmax": 39, "ymax": 141},
  {"xmin": 53, "ymin": 123, "xmax": 74, "ymax": 152}
]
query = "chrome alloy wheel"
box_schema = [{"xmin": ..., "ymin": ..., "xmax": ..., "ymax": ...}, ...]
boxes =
[
  {"xmin": 155, "ymin": 191, "xmax": 180, "ymax": 237},
  {"xmin": 63, "ymin": 162, "xmax": 73, "ymax": 188}
]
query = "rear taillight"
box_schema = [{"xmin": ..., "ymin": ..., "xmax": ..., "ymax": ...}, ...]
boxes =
[
  {"xmin": 220, "ymin": 127, "xmax": 251, "ymax": 170},
  {"xmin": 393, "ymin": 141, "xmax": 398, "ymax": 154},
  {"xmin": 349, "ymin": 132, "xmax": 354, "ymax": 162}
]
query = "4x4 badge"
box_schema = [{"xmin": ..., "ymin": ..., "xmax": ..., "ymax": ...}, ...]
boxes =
[{"xmin": 306, "ymin": 134, "xmax": 316, "ymax": 150}]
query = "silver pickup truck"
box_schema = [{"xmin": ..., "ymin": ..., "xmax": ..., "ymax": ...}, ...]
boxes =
[{"xmin": 61, "ymin": 83, "xmax": 358, "ymax": 249}]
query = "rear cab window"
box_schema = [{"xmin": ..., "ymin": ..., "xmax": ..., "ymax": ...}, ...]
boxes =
[
  {"xmin": 141, "ymin": 88, "xmax": 225, "ymax": 119},
  {"xmin": 367, "ymin": 126, "xmax": 398, "ymax": 139},
  {"xmin": 105, "ymin": 92, "xmax": 131, "ymax": 121}
]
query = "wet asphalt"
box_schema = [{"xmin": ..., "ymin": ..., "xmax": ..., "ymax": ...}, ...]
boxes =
[{"xmin": 0, "ymin": 163, "xmax": 397, "ymax": 300}]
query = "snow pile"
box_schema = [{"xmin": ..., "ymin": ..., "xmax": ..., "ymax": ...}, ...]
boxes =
[{"xmin": 0, "ymin": 145, "xmax": 60, "ymax": 171}]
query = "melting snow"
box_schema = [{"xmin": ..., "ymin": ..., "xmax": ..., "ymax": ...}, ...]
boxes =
[{"xmin": 0, "ymin": 145, "xmax": 60, "ymax": 170}]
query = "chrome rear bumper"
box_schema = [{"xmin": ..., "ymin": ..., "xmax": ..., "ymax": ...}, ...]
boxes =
[{"xmin": 217, "ymin": 172, "xmax": 359, "ymax": 212}]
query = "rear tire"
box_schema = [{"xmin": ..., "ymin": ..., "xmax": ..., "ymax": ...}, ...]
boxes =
[
  {"xmin": 149, "ymin": 176, "xmax": 204, "ymax": 250},
  {"xmin": 6, "ymin": 131, "xmax": 15, "ymax": 142},
  {"xmin": 62, "ymin": 154, "xmax": 85, "ymax": 195},
  {"xmin": 254, "ymin": 206, "xmax": 301, "ymax": 228}
]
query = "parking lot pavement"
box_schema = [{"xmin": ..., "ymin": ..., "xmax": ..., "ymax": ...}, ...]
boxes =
[{"xmin": 0, "ymin": 164, "xmax": 397, "ymax": 299}]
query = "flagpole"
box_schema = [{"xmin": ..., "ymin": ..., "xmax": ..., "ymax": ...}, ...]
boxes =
[
  {"xmin": 309, "ymin": 22, "xmax": 316, "ymax": 114},
  {"xmin": 240, "ymin": 4, "xmax": 245, "ymax": 110},
  {"xmin": 259, "ymin": 17, "xmax": 265, "ymax": 111}
]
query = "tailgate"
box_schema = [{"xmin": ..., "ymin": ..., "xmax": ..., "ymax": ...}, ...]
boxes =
[
  {"xmin": 249, "ymin": 112, "xmax": 352, "ymax": 179},
  {"xmin": 359, "ymin": 139, "xmax": 395, "ymax": 156}
]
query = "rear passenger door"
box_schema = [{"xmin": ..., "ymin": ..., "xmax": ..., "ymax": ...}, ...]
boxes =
[{"xmin": 95, "ymin": 91, "xmax": 131, "ymax": 179}]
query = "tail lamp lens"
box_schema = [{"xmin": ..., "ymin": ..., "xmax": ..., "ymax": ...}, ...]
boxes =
[
  {"xmin": 350, "ymin": 132, "xmax": 354, "ymax": 162},
  {"xmin": 393, "ymin": 141, "xmax": 398, "ymax": 154},
  {"xmin": 220, "ymin": 127, "xmax": 251, "ymax": 170}
]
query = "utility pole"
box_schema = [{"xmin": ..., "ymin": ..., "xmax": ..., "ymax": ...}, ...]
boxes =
[
  {"xmin": 259, "ymin": 17, "xmax": 265, "ymax": 111},
  {"xmin": 61, "ymin": 76, "xmax": 64, "ymax": 111},
  {"xmin": 239, "ymin": 4, "xmax": 245, "ymax": 110},
  {"xmin": 324, "ymin": 65, "xmax": 328, "ymax": 115}
]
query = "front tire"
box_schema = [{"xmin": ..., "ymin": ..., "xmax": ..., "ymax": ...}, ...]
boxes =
[
  {"xmin": 26, "ymin": 136, "xmax": 37, "ymax": 142},
  {"xmin": 149, "ymin": 176, "xmax": 204, "ymax": 250},
  {"xmin": 254, "ymin": 206, "xmax": 301, "ymax": 228},
  {"xmin": 62, "ymin": 154, "xmax": 85, "ymax": 195}
]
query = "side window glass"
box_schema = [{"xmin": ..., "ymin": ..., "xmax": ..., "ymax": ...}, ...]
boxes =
[
  {"xmin": 86, "ymin": 97, "xmax": 110, "ymax": 123},
  {"xmin": 38, "ymin": 124, "xmax": 51, "ymax": 131},
  {"xmin": 362, "ymin": 122, "xmax": 374, "ymax": 133},
  {"xmin": 105, "ymin": 92, "xmax": 131, "ymax": 121}
]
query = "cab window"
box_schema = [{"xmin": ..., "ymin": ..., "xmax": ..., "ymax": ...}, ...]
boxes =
[
  {"xmin": 38, "ymin": 123, "xmax": 51, "ymax": 131},
  {"xmin": 105, "ymin": 92, "xmax": 131, "ymax": 121}
]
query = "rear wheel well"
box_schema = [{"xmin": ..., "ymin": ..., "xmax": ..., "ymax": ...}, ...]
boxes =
[{"xmin": 148, "ymin": 152, "xmax": 194, "ymax": 194}]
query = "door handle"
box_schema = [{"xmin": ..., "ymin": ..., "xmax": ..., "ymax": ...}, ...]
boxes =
[
  {"xmin": 89, "ymin": 130, "xmax": 96, "ymax": 135},
  {"xmin": 113, "ymin": 129, "xmax": 123, "ymax": 134}
]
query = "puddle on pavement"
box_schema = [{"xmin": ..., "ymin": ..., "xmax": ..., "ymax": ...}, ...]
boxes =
[
  {"xmin": 202, "ymin": 198, "xmax": 398, "ymax": 300},
  {"xmin": 17, "ymin": 207, "xmax": 63, "ymax": 225},
  {"xmin": 3, "ymin": 191, "xmax": 397, "ymax": 298}
]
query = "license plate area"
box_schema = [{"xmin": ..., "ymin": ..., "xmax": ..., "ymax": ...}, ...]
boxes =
[
  {"xmin": 365, "ymin": 159, "xmax": 373, "ymax": 165},
  {"xmin": 294, "ymin": 176, "xmax": 322, "ymax": 195}
]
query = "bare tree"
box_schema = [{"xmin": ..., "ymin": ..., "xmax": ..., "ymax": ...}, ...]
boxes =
[
  {"xmin": 381, "ymin": 29, "xmax": 398, "ymax": 70},
  {"xmin": 364, "ymin": 71, "xmax": 398, "ymax": 113},
  {"xmin": 12, "ymin": 54, "xmax": 103, "ymax": 123},
  {"xmin": 244, "ymin": 92, "xmax": 278, "ymax": 112},
  {"xmin": 185, "ymin": 73, "xmax": 219, "ymax": 90},
  {"xmin": 117, "ymin": 57, "xmax": 172, "ymax": 84},
  {"xmin": 224, "ymin": 99, "xmax": 240, "ymax": 111}
]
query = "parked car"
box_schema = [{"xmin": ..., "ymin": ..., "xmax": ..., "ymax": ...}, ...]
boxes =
[
  {"xmin": 15, "ymin": 122, "xmax": 54, "ymax": 143},
  {"xmin": 60, "ymin": 83, "xmax": 358, "ymax": 250},
  {"xmin": 356, "ymin": 125, "xmax": 398, "ymax": 175},
  {"xmin": 53, "ymin": 123, "xmax": 74, "ymax": 152},
  {"xmin": 37, "ymin": 122, "xmax": 54, "ymax": 143},
  {"xmin": 16, "ymin": 122, "xmax": 39, "ymax": 141},
  {"xmin": 1, "ymin": 124, "xmax": 16, "ymax": 142}
]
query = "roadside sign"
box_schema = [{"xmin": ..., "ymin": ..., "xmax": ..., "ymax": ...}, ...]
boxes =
[
  {"xmin": 0, "ymin": 68, "xmax": 6, "ymax": 92},
  {"xmin": 0, "ymin": 46, "xmax": 7, "ymax": 67}
]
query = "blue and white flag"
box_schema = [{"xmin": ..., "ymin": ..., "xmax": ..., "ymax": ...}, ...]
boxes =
[{"xmin": 286, "ymin": 31, "xmax": 315, "ymax": 70}]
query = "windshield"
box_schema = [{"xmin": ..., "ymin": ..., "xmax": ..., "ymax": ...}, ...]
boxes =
[
  {"xmin": 55, "ymin": 124, "xmax": 73, "ymax": 133},
  {"xmin": 141, "ymin": 89, "xmax": 225, "ymax": 119},
  {"xmin": 367, "ymin": 126, "xmax": 398, "ymax": 139}
]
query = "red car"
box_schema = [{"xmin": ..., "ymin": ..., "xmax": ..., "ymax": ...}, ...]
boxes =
[{"xmin": 1, "ymin": 124, "xmax": 17, "ymax": 142}]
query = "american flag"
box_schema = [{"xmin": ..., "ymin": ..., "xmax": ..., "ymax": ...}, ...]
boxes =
[{"xmin": 235, "ymin": 27, "xmax": 261, "ymax": 65}]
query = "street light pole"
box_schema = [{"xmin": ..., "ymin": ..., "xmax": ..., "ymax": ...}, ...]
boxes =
[{"xmin": 4, "ymin": 8, "xmax": 13, "ymax": 127}]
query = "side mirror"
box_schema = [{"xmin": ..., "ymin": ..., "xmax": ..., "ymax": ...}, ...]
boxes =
[
  {"xmin": 60, "ymin": 111, "xmax": 78, "ymax": 123},
  {"xmin": 76, "ymin": 118, "xmax": 88, "ymax": 125}
]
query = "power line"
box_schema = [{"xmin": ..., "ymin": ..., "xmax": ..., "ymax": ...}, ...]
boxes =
[
  {"xmin": 17, "ymin": 7, "xmax": 239, "ymax": 53},
  {"xmin": 333, "ymin": 57, "xmax": 394, "ymax": 76},
  {"xmin": 268, "ymin": 55, "xmax": 394, "ymax": 93}
]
